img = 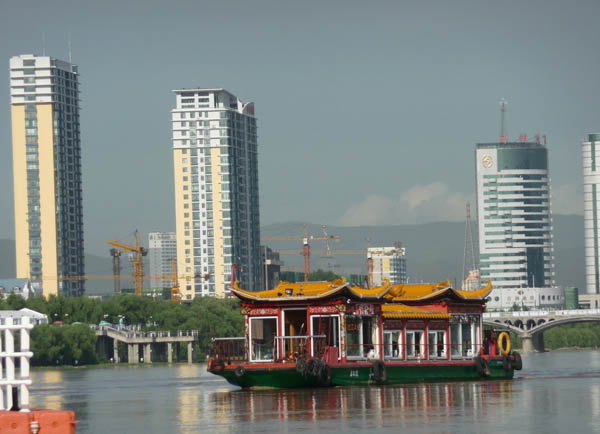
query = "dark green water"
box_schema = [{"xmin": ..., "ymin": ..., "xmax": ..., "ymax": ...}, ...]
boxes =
[{"xmin": 30, "ymin": 351, "xmax": 600, "ymax": 434}]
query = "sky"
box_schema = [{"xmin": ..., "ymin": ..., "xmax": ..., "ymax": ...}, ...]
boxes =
[{"xmin": 0, "ymin": 0, "xmax": 597, "ymax": 255}]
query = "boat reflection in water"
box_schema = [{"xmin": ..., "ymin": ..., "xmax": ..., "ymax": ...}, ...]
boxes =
[{"xmin": 209, "ymin": 381, "xmax": 514, "ymax": 431}]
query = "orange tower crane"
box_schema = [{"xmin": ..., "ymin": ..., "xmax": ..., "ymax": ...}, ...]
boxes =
[
  {"xmin": 106, "ymin": 230, "xmax": 148, "ymax": 297},
  {"xmin": 262, "ymin": 225, "xmax": 340, "ymax": 282}
]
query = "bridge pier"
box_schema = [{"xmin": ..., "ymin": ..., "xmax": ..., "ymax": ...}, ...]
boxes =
[
  {"xmin": 113, "ymin": 339, "xmax": 119, "ymax": 363},
  {"xmin": 168, "ymin": 343, "xmax": 173, "ymax": 363},
  {"xmin": 533, "ymin": 333, "xmax": 545, "ymax": 352},
  {"xmin": 188, "ymin": 342, "xmax": 193, "ymax": 364},
  {"xmin": 520, "ymin": 332, "xmax": 545, "ymax": 353},
  {"xmin": 521, "ymin": 334, "xmax": 534, "ymax": 353},
  {"xmin": 144, "ymin": 344, "xmax": 152, "ymax": 364}
]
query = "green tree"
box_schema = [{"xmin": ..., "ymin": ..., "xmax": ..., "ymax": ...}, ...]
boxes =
[{"xmin": 308, "ymin": 269, "xmax": 341, "ymax": 282}]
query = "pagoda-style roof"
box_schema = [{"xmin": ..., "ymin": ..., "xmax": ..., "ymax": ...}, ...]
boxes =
[
  {"xmin": 231, "ymin": 278, "xmax": 392, "ymax": 302},
  {"xmin": 381, "ymin": 304, "xmax": 451, "ymax": 320},
  {"xmin": 383, "ymin": 280, "xmax": 493, "ymax": 302},
  {"xmin": 231, "ymin": 278, "xmax": 492, "ymax": 304}
]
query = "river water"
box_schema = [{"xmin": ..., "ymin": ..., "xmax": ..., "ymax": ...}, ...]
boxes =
[{"xmin": 30, "ymin": 351, "xmax": 600, "ymax": 434}]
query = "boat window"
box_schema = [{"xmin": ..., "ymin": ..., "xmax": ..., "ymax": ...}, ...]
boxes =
[
  {"xmin": 383, "ymin": 330, "xmax": 402, "ymax": 359},
  {"xmin": 406, "ymin": 331, "xmax": 423, "ymax": 358},
  {"xmin": 428, "ymin": 330, "xmax": 446, "ymax": 359},
  {"xmin": 250, "ymin": 317, "xmax": 277, "ymax": 362},
  {"xmin": 346, "ymin": 316, "xmax": 375, "ymax": 359}
]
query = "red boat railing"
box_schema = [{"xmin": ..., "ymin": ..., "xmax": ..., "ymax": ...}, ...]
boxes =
[
  {"xmin": 211, "ymin": 337, "xmax": 247, "ymax": 363},
  {"xmin": 274, "ymin": 335, "xmax": 327, "ymax": 361}
]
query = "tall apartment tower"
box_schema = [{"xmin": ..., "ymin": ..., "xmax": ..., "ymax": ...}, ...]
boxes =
[
  {"xmin": 9, "ymin": 54, "xmax": 84, "ymax": 297},
  {"xmin": 367, "ymin": 246, "xmax": 407, "ymax": 286},
  {"xmin": 172, "ymin": 88, "xmax": 260, "ymax": 299},
  {"xmin": 148, "ymin": 232, "xmax": 177, "ymax": 291},
  {"xmin": 475, "ymin": 139, "xmax": 555, "ymax": 305},
  {"xmin": 582, "ymin": 133, "xmax": 600, "ymax": 294}
]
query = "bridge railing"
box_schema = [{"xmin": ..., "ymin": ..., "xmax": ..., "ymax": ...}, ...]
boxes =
[
  {"xmin": 92, "ymin": 325, "xmax": 199, "ymax": 339},
  {"xmin": 484, "ymin": 308, "xmax": 600, "ymax": 318}
]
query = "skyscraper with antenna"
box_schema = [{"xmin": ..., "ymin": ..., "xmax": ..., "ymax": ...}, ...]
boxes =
[{"xmin": 474, "ymin": 101, "xmax": 559, "ymax": 309}]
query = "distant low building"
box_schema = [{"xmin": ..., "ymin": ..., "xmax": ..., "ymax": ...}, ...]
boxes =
[
  {"xmin": 486, "ymin": 286, "xmax": 564, "ymax": 311},
  {"xmin": 0, "ymin": 308, "xmax": 48, "ymax": 325},
  {"xmin": 261, "ymin": 246, "xmax": 283, "ymax": 290},
  {"xmin": 0, "ymin": 278, "xmax": 37, "ymax": 300}
]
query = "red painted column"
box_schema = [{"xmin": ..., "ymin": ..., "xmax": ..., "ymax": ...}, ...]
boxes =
[
  {"xmin": 424, "ymin": 320, "xmax": 429, "ymax": 360},
  {"xmin": 402, "ymin": 320, "xmax": 407, "ymax": 360}
]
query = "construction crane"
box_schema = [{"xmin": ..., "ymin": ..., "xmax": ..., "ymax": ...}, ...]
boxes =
[
  {"xmin": 106, "ymin": 230, "xmax": 148, "ymax": 297},
  {"xmin": 262, "ymin": 224, "xmax": 340, "ymax": 282},
  {"xmin": 169, "ymin": 258, "xmax": 182, "ymax": 302}
]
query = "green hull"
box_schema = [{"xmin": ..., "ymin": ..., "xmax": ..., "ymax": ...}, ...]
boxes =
[{"xmin": 211, "ymin": 359, "xmax": 514, "ymax": 389}]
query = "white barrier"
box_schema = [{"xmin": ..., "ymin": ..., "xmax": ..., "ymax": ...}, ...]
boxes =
[{"xmin": 0, "ymin": 316, "xmax": 34, "ymax": 411}]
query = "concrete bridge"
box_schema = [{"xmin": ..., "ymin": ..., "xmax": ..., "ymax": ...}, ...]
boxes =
[
  {"xmin": 93, "ymin": 325, "xmax": 198, "ymax": 364},
  {"xmin": 483, "ymin": 309, "xmax": 600, "ymax": 353}
]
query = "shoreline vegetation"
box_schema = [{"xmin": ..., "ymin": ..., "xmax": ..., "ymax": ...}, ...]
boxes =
[
  {"xmin": 3, "ymin": 291, "xmax": 600, "ymax": 367},
  {"xmin": 1, "ymin": 293, "xmax": 243, "ymax": 367}
]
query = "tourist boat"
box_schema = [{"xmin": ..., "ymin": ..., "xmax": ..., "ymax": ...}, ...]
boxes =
[{"xmin": 207, "ymin": 278, "xmax": 522, "ymax": 388}]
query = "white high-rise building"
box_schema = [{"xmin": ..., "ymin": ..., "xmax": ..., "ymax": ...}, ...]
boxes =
[
  {"xmin": 172, "ymin": 88, "xmax": 260, "ymax": 299},
  {"xmin": 368, "ymin": 246, "xmax": 407, "ymax": 286},
  {"xmin": 475, "ymin": 139, "xmax": 556, "ymax": 309},
  {"xmin": 148, "ymin": 232, "xmax": 177, "ymax": 291},
  {"xmin": 9, "ymin": 54, "xmax": 84, "ymax": 297},
  {"xmin": 582, "ymin": 133, "xmax": 600, "ymax": 294}
]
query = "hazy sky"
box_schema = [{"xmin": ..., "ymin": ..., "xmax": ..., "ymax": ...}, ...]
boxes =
[{"xmin": 0, "ymin": 0, "xmax": 597, "ymax": 255}]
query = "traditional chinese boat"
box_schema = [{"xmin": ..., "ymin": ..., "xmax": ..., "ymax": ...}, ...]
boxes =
[{"xmin": 207, "ymin": 279, "xmax": 521, "ymax": 388}]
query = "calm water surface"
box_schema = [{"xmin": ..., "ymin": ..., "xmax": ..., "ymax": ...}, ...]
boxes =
[{"xmin": 30, "ymin": 351, "xmax": 600, "ymax": 434}]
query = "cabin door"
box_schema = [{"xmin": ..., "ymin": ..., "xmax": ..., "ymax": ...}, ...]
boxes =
[
  {"xmin": 311, "ymin": 315, "xmax": 339, "ymax": 359},
  {"xmin": 282, "ymin": 309, "xmax": 307, "ymax": 360}
]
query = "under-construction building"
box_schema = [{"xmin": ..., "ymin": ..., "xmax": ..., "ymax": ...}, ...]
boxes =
[{"xmin": 368, "ymin": 246, "xmax": 407, "ymax": 286}]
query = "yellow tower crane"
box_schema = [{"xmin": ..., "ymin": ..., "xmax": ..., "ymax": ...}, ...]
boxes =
[{"xmin": 106, "ymin": 230, "xmax": 148, "ymax": 297}]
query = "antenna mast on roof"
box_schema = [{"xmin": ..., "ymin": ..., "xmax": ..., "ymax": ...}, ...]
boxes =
[
  {"xmin": 500, "ymin": 98, "xmax": 508, "ymax": 143},
  {"xmin": 68, "ymin": 31, "xmax": 72, "ymax": 63},
  {"xmin": 462, "ymin": 202, "xmax": 477, "ymax": 285}
]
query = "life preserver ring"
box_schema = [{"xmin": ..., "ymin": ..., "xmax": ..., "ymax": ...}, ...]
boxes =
[
  {"xmin": 497, "ymin": 332, "xmax": 512, "ymax": 356},
  {"xmin": 475, "ymin": 356, "xmax": 491, "ymax": 377},
  {"xmin": 372, "ymin": 359, "xmax": 387, "ymax": 383},
  {"xmin": 212, "ymin": 359, "xmax": 225, "ymax": 372},
  {"xmin": 512, "ymin": 351, "xmax": 523, "ymax": 370},
  {"xmin": 234, "ymin": 366, "xmax": 246, "ymax": 377}
]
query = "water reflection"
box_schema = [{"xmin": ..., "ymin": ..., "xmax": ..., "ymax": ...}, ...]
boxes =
[
  {"xmin": 208, "ymin": 381, "xmax": 514, "ymax": 431},
  {"xmin": 24, "ymin": 353, "xmax": 600, "ymax": 434}
]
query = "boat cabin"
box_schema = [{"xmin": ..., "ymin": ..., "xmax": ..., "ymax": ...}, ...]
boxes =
[{"xmin": 216, "ymin": 278, "xmax": 493, "ymax": 365}]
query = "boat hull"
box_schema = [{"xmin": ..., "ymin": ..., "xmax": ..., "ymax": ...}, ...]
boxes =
[{"xmin": 210, "ymin": 358, "xmax": 514, "ymax": 389}]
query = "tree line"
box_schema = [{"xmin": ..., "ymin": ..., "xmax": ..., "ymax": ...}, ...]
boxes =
[{"xmin": 1, "ymin": 293, "xmax": 244, "ymax": 366}]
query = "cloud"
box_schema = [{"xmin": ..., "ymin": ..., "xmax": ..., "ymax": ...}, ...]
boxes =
[
  {"xmin": 552, "ymin": 184, "xmax": 583, "ymax": 215},
  {"xmin": 339, "ymin": 182, "xmax": 473, "ymax": 226}
]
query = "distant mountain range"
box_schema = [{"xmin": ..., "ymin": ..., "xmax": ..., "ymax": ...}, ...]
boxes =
[{"xmin": 0, "ymin": 214, "xmax": 585, "ymax": 294}]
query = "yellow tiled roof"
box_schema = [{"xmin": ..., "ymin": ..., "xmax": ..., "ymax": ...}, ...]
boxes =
[
  {"xmin": 381, "ymin": 303, "xmax": 451, "ymax": 319},
  {"xmin": 384, "ymin": 280, "xmax": 493, "ymax": 302},
  {"xmin": 231, "ymin": 278, "xmax": 492, "ymax": 303}
]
